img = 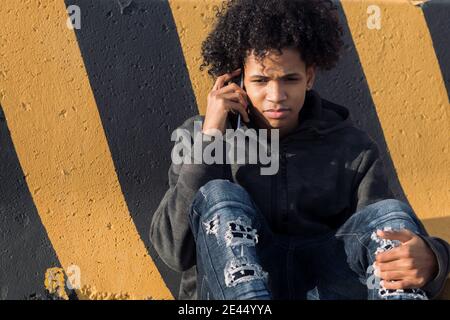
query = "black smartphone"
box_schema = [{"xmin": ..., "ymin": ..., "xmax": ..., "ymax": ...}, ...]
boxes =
[{"xmin": 227, "ymin": 69, "xmax": 249, "ymax": 130}]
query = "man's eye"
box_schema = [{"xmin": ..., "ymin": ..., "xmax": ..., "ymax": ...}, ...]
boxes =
[{"xmin": 252, "ymin": 79, "xmax": 267, "ymax": 83}]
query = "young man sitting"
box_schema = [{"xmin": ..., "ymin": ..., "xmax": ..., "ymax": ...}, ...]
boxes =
[{"xmin": 150, "ymin": 0, "xmax": 449, "ymax": 300}]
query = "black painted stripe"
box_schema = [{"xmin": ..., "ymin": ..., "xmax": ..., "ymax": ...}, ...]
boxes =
[
  {"xmin": 65, "ymin": 0, "xmax": 199, "ymax": 297},
  {"xmin": 422, "ymin": 0, "xmax": 450, "ymax": 101},
  {"xmin": 0, "ymin": 105, "xmax": 62, "ymax": 300}
]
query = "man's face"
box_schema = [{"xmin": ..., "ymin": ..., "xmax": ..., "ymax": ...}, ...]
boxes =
[{"xmin": 243, "ymin": 47, "xmax": 315, "ymax": 137}]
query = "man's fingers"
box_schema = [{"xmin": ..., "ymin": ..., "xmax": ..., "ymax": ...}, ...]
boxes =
[
  {"xmin": 376, "ymin": 246, "xmax": 405, "ymax": 263},
  {"xmin": 221, "ymin": 100, "xmax": 242, "ymax": 112},
  {"xmin": 376, "ymin": 258, "xmax": 415, "ymax": 272},
  {"xmin": 216, "ymin": 82, "xmax": 247, "ymax": 98},
  {"xmin": 377, "ymin": 229, "xmax": 415, "ymax": 243},
  {"xmin": 219, "ymin": 101, "xmax": 249, "ymax": 122},
  {"xmin": 379, "ymin": 269, "xmax": 426, "ymax": 287},
  {"xmin": 220, "ymin": 92, "xmax": 248, "ymax": 110},
  {"xmin": 233, "ymin": 104, "xmax": 250, "ymax": 123},
  {"xmin": 379, "ymin": 270, "xmax": 408, "ymax": 281},
  {"xmin": 213, "ymin": 68, "xmax": 242, "ymax": 91},
  {"xmin": 225, "ymin": 102, "xmax": 249, "ymax": 122}
]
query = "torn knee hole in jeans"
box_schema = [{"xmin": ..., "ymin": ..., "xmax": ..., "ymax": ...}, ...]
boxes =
[
  {"xmin": 203, "ymin": 214, "xmax": 259, "ymax": 248},
  {"xmin": 225, "ymin": 216, "xmax": 259, "ymax": 247},
  {"xmin": 224, "ymin": 256, "xmax": 268, "ymax": 287},
  {"xmin": 203, "ymin": 214, "xmax": 269, "ymax": 288},
  {"xmin": 203, "ymin": 214, "xmax": 220, "ymax": 236}
]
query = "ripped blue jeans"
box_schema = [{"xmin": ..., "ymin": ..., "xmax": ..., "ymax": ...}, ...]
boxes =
[{"xmin": 188, "ymin": 179, "xmax": 429, "ymax": 300}]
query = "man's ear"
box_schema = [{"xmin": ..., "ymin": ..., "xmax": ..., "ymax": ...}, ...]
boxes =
[{"xmin": 306, "ymin": 64, "xmax": 316, "ymax": 90}]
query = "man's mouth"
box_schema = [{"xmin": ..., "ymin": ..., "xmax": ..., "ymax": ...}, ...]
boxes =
[{"xmin": 264, "ymin": 108, "xmax": 290, "ymax": 119}]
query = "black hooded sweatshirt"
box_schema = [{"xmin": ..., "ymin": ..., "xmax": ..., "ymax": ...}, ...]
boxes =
[{"xmin": 150, "ymin": 90, "xmax": 450, "ymax": 300}]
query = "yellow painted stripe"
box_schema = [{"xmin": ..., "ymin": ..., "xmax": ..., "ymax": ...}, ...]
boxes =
[
  {"xmin": 341, "ymin": 0, "xmax": 449, "ymax": 222},
  {"xmin": 168, "ymin": 0, "xmax": 222, "ymax": 115},
  {"xmin": 0, "ymin": 0, "xmax": 172, "ymax": 299}
]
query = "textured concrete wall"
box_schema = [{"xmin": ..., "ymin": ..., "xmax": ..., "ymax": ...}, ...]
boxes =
[{"xmin": 0, "ymin": 0, "xmax": 448, "ymax": 299}]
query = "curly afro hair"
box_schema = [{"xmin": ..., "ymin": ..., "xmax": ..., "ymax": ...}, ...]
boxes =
[{"xmin": 199, "ymin": 0, "xmax": 344, "ymax": 79}]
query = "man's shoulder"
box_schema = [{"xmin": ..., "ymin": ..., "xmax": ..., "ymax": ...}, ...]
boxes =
[
  {"xmin": 319, "ymin": 96, "xmax": 377, "ymax": 151},
  {"xmin": 333, "ymin": 123, "xmax": 378, "ymax": 152}
]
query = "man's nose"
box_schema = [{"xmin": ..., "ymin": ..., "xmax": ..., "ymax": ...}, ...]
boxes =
[{"xmin": 266, "ymin": 81, "xmax": 287, "ymax": 102}]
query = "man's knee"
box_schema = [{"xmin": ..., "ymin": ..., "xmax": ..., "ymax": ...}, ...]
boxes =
[
  {"xmin": 188, "ymin": 179, "xmax": 260, "ymax": 235},
  {"xmin": 191, "ymin": 179, "xmax": 256, "ymax": 218},
  {"xmin": 364, "ymin": 199, "xmax": 421, "ymax": 230},
  {"xmin": 199, "ymin": 179, "xmax": 252, "ymax": 204},
  {"xmin": 367, "ymin": 199, "xmax": 413, "ymax": 216},
  {"xmin": 339, "ymin": 199, "xmax": 423, "ymax": 236}
]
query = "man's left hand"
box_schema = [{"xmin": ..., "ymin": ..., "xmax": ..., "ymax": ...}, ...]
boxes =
[{"xmin": 374, "ymin": 229, "xmax": 438, "ymax": 290}]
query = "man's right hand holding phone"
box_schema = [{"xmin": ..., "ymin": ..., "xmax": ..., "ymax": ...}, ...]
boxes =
[{"xmin": 202, "ymin": 68, "xmax": 250, "ymax": 136}]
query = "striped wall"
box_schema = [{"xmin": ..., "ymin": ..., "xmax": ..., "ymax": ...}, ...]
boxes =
[{"xmin": 0, "ymin": 0, "xmax": 448, "ymax": 299}]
